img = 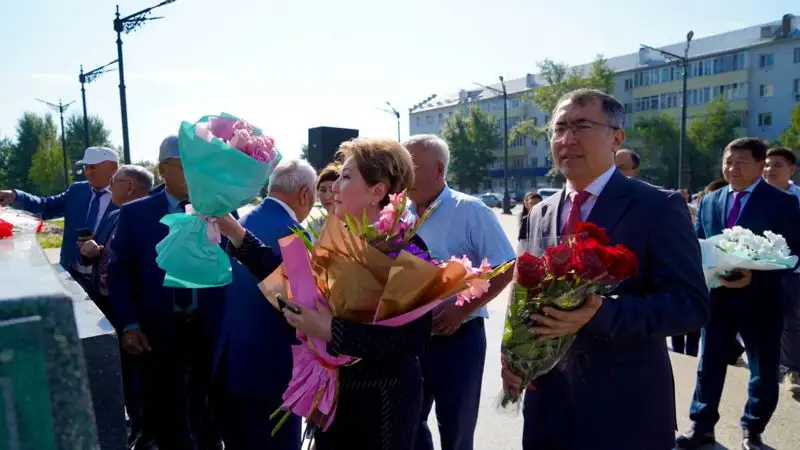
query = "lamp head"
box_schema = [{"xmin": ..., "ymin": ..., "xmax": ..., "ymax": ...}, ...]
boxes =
[{"xmin": 687, "ymin": 31, "xmax": 694, "ymax": 42}]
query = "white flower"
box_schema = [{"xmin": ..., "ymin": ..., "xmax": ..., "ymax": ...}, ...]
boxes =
[{"xmin": 716, "ymin": 227, "xmax": 791, "ymax": 261}]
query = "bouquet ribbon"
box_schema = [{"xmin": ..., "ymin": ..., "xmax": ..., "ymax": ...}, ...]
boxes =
[{"xmin": 185, "ymin": 204, "xmax": 221, "ymax": 245}]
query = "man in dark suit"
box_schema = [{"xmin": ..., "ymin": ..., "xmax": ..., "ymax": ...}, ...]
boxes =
[
  {"xmin": 501, "ymin": 89, "xmax": 710, "ymax": 450},
  {"xmin": 215, "ymin": 159, "xmax": 317, "ymax": 450},
  {"xmin": 0, "ymin": 146, "xmax": 119, "ymax": 291},
  {"xmin": 677, "ymin": 138, "xmax": 800, "ymax": 450},
  {"xmin": 108, "ymin": 136, "xmax": 227, "ymax": 450},
  {"xmin": 78, "ymin": 164, "xmax": 154, "ymax": 447}
]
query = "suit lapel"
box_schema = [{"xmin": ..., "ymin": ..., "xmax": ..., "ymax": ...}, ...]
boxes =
[
  {"xmin": 586, "ymin": 171, "xmax": 634, "ymax": 235},
  {"xmin": 715, "ymin": 188, "xmax": 727, "ymax": 231},
  {"xmin": 735, "ymin": 181, "xmax": 768, "ymax": 230}
]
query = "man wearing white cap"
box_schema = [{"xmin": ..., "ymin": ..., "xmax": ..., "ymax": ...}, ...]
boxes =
[{"xmin": 0, "ymin": 146, "xmax": 119, "ymax": 277}]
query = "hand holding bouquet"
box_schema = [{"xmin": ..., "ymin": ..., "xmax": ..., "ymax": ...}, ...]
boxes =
[
  {"xmin": 498, "ymin": 222, "xmax": 638, "ymax": 411},
  {"xmin": 699, "ymin": 226, "xmax": 797, "ymax": 289},
  {"xmin": 155, "ymin": 113, "xmax": 282, "ymax": 288},
  {"xmin": 268, "ymin": 193, "xmax": 513, "ymax": 434}
]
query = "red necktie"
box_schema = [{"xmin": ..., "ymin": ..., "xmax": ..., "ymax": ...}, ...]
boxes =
[{"xmin": 562, "ymin": 190, "xmax": 591, "ymax": 235}]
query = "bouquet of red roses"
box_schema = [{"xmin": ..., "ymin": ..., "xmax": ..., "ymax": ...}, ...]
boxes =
[{"xmin": 498, "ymin": 222, "xmax": 638, "ymax": 411}]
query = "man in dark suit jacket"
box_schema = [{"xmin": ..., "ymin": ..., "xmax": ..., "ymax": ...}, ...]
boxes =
[
  {"xmin": 502, "ymin": 89, "xmax": 709, "ymax": 450},
  {"xmin": 0, "ymin": 146, "xmax": 119, "ymax": 288},
  {"xmin": 214, "ymin": 159, "xmax": 317, "ymax": 450},
  {"xmin": 108, "ymin": 136, "xmax": 227, "ymax": 449},
  {"xmin": 677, "ymin": 138, "xmax": 800, "ymax": 450}
]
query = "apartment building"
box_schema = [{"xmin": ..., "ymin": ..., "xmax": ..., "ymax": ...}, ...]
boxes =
[{"xmin": 409, "ymin": 13, "xmax": 800, "ymax": 193}]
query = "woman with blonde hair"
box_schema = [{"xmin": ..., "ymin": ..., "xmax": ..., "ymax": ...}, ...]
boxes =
[{"xmin": 216, "ymin": 138, "xmax": 430, "ymax": 449}]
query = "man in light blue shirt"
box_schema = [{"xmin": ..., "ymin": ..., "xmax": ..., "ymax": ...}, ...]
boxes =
[
  {"xmin": 405, "ymin": 135, "xmax": 515, "ymax": 450},
  {"xmin": 763, "ymin": 146, "xmax": 800, "ymax": 393}
]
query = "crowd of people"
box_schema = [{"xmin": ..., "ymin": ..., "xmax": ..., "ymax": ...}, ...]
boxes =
[{"xmin": 1, "ymin": 87, "xmax": 799, "ymax": 450}]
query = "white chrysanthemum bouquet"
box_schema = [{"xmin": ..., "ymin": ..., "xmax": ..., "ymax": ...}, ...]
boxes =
[{"xmin": 700, "ymin": 226, "xmax": 798, "ymax": 288}]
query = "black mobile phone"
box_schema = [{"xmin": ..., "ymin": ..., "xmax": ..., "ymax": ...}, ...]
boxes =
[
  {"xmin": 276, "ymin": 295, "xmax": 301, "ymax": 314},
  {"xmin": 76, "ymin": 227, "xmax": 93, "ymax": 239}
]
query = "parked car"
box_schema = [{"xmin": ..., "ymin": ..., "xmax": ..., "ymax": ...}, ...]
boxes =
[
  {"xmin": 479, "ymin": 193, "xmax": 517, "ymax": 209},
  {"xmin": 537, "ymin": 188, "xmax": 560, "ymax": 198}
]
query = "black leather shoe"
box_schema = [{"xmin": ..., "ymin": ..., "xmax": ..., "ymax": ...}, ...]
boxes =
[
  {"xmin": 675, "ymin": 429, "xmax": 716, "ymax": 449},
  {"xmin": 742, "ymin": 429, "xmax": 764, "ymax": 450}
]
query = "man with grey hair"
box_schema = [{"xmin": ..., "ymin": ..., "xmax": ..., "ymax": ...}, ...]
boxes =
[
  {"xmin": 501, "ymin": 89, "xmax": 708, "ymax": 450},
  {"xmin": 215, "ymin": 158, "xmax": 316, "ymax": 450},
  {"xmin": 614, "ymin": 148, "xmax": 640, "ymax": 178},
  {"xmin": 77, "ymin": 163, "xmax": 154, "ymax": 446},
  {"xmin": 405, "ymin": 134, "xmax": 516, "ymax": 450}
]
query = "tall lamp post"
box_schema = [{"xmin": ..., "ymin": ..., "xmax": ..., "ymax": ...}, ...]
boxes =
[
  {"xmin": 113, "ymin": 0, "xmax": 177, "ymax": 164},
  {"xmin": 35, "ymin": 98, "xmax": 74, "ymax": 190},
  {"xmin": 378, "ymin": 101, "xmax": 401, "ymax": 142},
  {"xmin": 474, "ymin": 76, "xmax": 511, "ymax": 215},
  {"xmin": 641, "ymin": 30, "xmax": 694, "ymax": 189},
  {"xmin": 79, "ymin": 60, "xmax": 117, "ymax": 151}
]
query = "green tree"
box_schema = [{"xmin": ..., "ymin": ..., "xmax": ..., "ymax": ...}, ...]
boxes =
[
  {"xmin": 300, "ymin": 144, "xmax": 309, "ymax": 160},
  {"xmin": 64, "ymin": 113, "xmax": 112, "ymax": 181},
  {"xmin": 0, "ymin": 135, "xmax": 13, "ymax": 187},
  {"xmin": 510, "ymin": 55, "xmax": 616, "ymax": 142},
  {"xmin": 628, "ymin": 114, "xmax": 681, "ymax": 187},
  {"xmin": 28, "ymin": 138, "xmax": 68, "ymax": 195},
  {"xmin": 135, "ymin": 160, "xmax": 164, "ymax": 186},
  {"xmin": 442, "ymin": 106, "xmax": 499, "ymax": 192},
  {"xmin": 7, "ymin": 113, "xmax": 58, "ymax": 191},
  {"xmin": 687, "ymin": 96, "xmax": 740, "ymax": 190},
  {"xmin": 779, "ymin": 104, "xmax": 800, "ymax": 150}
]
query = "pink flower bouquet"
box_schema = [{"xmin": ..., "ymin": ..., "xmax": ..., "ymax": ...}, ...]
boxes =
[{"xmin": 155, "ymin": 113, "xmax": 282, "ymax": 288}]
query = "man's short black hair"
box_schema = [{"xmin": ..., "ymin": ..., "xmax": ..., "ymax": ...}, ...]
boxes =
[
  {"xmin": 725, "ymin": 137, "xmax": 768, "ymax": 162},
  {"xmin": 766, "ymin": 147, "xmax": 797, "ymax": 165}
]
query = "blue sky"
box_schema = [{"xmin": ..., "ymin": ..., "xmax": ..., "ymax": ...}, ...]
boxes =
[{"xmin": 0, "ymin": 0, "xmax": 794, "ymax": 163}]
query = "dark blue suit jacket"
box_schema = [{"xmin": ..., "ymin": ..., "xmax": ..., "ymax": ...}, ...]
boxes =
[
  {"xmin": 107, "ymin": 190, "xmax": 228, "ymax": 348},
  {"xmin": 523, "ymin": 171, "xmax": 710, "ymax": 450},
  {"xmin": 14, "ymin": 182, "xmax": 117, "ymax": 269},
  {"xmin": 696, "ymin": 180, "xmax": 800, "ymax": 304},
  {"xmin": 214, "ymin": 198, "xmax": 299, "ymax": 397}
]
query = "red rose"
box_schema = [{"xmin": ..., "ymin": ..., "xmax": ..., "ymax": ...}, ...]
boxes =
[
  {"xmin": 544, "ymin": 244, "xmax": 572, "ymax": 278},
  {"xmin": 575, "ymin": 222, "xmax": 610, "ymax": 245},
  {"xmin": 597, "ymin": 243, "xmax": 639, "ymax": 280},
  {"xmin": 571, "ymin": 238, "xmax": 607, "ymax": 279},
  {"xmin": 0, "ymin": 219, "xmax": 12, "ymax": 239},
  {"xmin": 517, "ymin": 252, "xmax": 545, "ymax": 288}
]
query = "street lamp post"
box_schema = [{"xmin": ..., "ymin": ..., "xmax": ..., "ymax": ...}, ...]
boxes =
[
  {"xmin": 641, "ymin": 31, "xmax": 694, "ymax": 189},
  {"xmin": 79, "ymin": 60, "xmax": 117, "ymax": 151},
  {"xmin": 113, "ymin": 0, "xmax": 177, "ymax": 164},
  {"xmin": 35, "ymin": 98, "xmax": 74, "ymax": 190},
  {"xmin": 378, "ymin": 102, "xmax": 401, "ymax": 142},
  {"xmin": 474, "ymin": 76, "xmax": 511, "ymax": 215}
]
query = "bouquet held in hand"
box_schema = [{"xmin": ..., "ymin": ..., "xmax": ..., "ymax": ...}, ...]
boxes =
[
  {"xmin": 155, "ymin": 113, "xmax": 282, "ymax": 288},
  {"xmin": 266, "ymin": 193, "xmax": 513, "ymax": 435},
  {"xmin": 699, "ymin": 226, "xmax": 797, "ymax": 289},
  {"xmin": 498, "ymin": 222, "xmax": 638, "ymax": 411}
]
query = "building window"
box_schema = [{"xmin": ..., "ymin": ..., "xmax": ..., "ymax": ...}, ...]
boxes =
[
  {"xmin": 759, "ymin": 54, "xmax": 774, "ymax": 68},
  {"xmin": 758, "ymin": 112, "xmax": 772, "ymax": 127},
  {"xmin": 425, "ymin": 115, "xmax": 433, "ymax": 124},
  {"xmin": 510, "ymin": 98, "xmax": 521, "ymax": 108},
  {"xmin": 624, "ymin": 79, "xmax": 633, "ymax": 91},
  {"xmin": 531, "ymin": 157, "xmax": 539, "ymax": 167},
  {"xmin": 795, "ymin": 48, "xmax": 800, "ymax": 63},
  {"xmin": 625, "ymin": 103, "xmax": 632, "ymax": 113},
  {"xmin": 438, "ymin": 113, "xmax": 444, "ymax": 123},
  {"xmin": 416, "ymin": 117, "xmax": 421, "ymax": 126},
  {"xmin": 449, "ymin": 111, "xmax": 453, "ymax": 117},
  {"xmin": 759, "ymin": 84, "xmax": 774, "ymax": 97},
  {"xmin": 794, "ymin": 78, "xmax": 800, "ymax": 94}
]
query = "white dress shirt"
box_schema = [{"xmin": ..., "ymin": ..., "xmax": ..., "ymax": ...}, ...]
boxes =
[{"xmin": 559, "ymin": 165, "xmax": 617, "ymax": 231}]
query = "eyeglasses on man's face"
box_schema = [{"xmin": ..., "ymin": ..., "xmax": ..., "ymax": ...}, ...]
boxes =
[{"xmin": 547, "ymin": 119, "xmax": 619, "ymax": 141}]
